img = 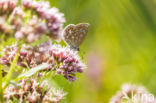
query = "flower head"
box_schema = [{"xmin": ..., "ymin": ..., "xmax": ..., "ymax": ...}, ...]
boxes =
[
  {"xmin": 0, "ymin": 0, "xmax": 17, "ymax": 15},
  {"xmin": 0, "ymin": 17, "xmax": 14, "ymax": 35},
  {"xmin": 48, "ymin": 44, "xmax": 86, "ymax": 81},
  {"xmin": 110, "ymin": 83, "xmax": 155, "ymax": 103},
  {"xmin": 22, "ymin": 0, "xmax": 66, "ymax": 41},
  {"xmin": 4, "ymin": 79, "xmax": 66, "ymax": 103},
  {"xmin": 0, "ymin": 0, "xmax": 65, "ymax": 43},
  {"xmin": 0, "ymin": 42, "xmax": 85, "ymax": 81}
]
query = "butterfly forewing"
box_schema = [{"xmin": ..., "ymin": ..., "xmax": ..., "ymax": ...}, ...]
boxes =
[
  {"xmin": 63, "ymin": 24, "xmax": 75, "ymax": 46},
  {"xmin": 63, "ymin": 23, "xmax": 89, "ymax": 48}
]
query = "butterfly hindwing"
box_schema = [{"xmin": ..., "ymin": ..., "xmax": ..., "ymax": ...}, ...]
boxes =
[{"xmin": 75, "ymin": 23, "xmax": 89, "ymax": 46}]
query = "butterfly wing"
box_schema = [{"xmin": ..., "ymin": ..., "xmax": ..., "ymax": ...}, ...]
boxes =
[
  {"xmin": 74, "ymin": 23, "xmax": 89, "ymax": 47},
  {"xmin": 63, "ymin": 23, "xmax": 89, "ymax": 48},
  {"xmin": 63, "ymin": 24, "xmax": 75, "ymax": 46}
]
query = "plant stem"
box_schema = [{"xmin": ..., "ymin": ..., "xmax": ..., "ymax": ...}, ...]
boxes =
[
  {"xmin": 0, "ymin": 65, "xmax": 4, "ymax": 103},
  {"xmin": 3, "ymin": 42, "xmax": 23, "ymax": 89}
]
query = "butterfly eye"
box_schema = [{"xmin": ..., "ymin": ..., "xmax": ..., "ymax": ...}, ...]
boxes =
[{"xmin": 62, "ymin": 23, "xmax": 89, "ymax": 51}]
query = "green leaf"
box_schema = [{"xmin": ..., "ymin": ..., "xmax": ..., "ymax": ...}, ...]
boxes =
[{"xmin": 17, "ymin": 63, "xmax": 50, "ymax": 79}]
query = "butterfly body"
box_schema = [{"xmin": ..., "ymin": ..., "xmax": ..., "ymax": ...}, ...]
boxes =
[
  {"xmin": 62, "ymin": 23, "xmax": 89, "ymax": 51},
  {"xmin": 70, "ymin": 45, "xmax": 80, "ymax": 51}
]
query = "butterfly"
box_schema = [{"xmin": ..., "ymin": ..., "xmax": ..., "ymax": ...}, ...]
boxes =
[{"xmin": 62, "ymin": 23, "xmax": 89, "ymax": 51}]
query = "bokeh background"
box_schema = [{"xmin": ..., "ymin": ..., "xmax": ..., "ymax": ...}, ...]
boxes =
[{"xmin": 47, "ymin": 0, "xmax": 156, "ymax": 103}]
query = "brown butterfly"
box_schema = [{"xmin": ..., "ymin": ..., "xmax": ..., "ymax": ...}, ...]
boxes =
[{"xmin": 62, "ymin": 23, "xmax": 89, "ymax": 51}]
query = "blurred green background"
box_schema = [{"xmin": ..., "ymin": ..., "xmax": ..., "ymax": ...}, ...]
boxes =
[{"xmin": 51, "ymin": 0, "xmax": 156, "ymax": 103}]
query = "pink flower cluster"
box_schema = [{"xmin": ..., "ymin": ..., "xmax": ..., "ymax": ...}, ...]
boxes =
[
  {"xmin": 4, "ymin": 79, "xmax": 65, "ymax": 103},
  {"xmin": 22, "ymin": 0, "xmax": 65, "ymax": 40},
  {"xmin": 0, "ymin": 0, "xmax": 17, "ymax": 15},
  {"xmin": 0, "ymin": 17, "xmax": 14, "ymax": 35},
  {"xmin": 0, "ymin": 0, "xmax": 86, "ymax": 102},
  {"xmin": 0, "ymin": 0, "xmax": 65, "ymax": 43},
  {"xmin": 110, "ymin": 84, "xmax": 156, "ymax": 103},
  {"xmin": 0, "ymin": 42, "xmax": 85, "ymax": 81},
  {"xmin": 49, "ymin": 44, "xmax": 85, "ymax": 81}
]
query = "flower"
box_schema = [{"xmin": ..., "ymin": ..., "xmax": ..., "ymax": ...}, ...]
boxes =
[
  {"xmin": 11, "ymin": 7, "xmax": 24, "ymax": 18},
  {"xmin": 0, "ymin": 17, "xmax": 14, "ymax": 35},
  {"xmin": 48, "ymin": 44, "xmax": 86, "ymax": 81},
  {"xmin": 4, "ymin": 78, "xmax": 66, "ymax": 103},
  {"xmin": 110, "ymin": 83, "xmax": 156, "ymax": 103},
  {"xmin": 0, "ymin": 44, "xmax": 18, "ymax": 65},
  {"xmin": 22, "ymin": 0, "xmax": 66, "ymax": 41},
  {"xmin": 0, "ymin": 0, "xmax": 17, "ymax": 15},
  {"xmin": 0, "ymin": 0, "xmax": 65, "ymax": 43},
  {"xmin": 0, "ymin": 42, "xmax": 86, "ymax": 81},
  {"xmin": 14, "ymin": 16, "xmax": 48, "ymax": 43}
]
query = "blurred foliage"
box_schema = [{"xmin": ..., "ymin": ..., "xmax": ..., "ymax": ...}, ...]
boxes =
[{"xmin": 47, "ymin": 0, "xmax": 156, "ymax": 103}]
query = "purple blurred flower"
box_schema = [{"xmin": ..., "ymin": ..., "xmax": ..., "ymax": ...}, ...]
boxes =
[{"xmin": 87, "ymin": 50, "xmax": 103, "ymax": 88}]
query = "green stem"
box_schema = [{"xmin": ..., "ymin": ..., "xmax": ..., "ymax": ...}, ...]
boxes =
[
  {"xmin": 0, "ymin": 65, "xmax": 4, "ymax": 103},
  {"xmin": 3, "ymin": 42, "xmax": 23, "ymax": 89}
]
